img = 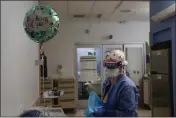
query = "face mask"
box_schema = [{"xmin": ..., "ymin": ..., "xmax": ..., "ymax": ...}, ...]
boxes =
[{"xmin": 105, "ymin": 69, "xmax": 120, "ymax": 78}]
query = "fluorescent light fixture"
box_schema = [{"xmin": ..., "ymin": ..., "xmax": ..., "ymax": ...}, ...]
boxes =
[
  {"xmin": 151, "ymin": 4, "xmax": 176, "ymax": 22},
  {"xmin": 120, "ymin": 9, "xmax": 132, "ymax": 13}
]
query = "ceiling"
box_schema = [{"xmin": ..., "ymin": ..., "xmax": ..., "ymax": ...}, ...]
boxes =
[{"xmin": 39, "ymin": 1, "xmax": 149, "ymax": 22}]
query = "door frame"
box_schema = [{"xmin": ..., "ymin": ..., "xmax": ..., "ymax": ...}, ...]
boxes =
[
  {"xmin": 74, "ymin": 44, "xmax": 103, "ymax": 108},
  {"xmin": 75, "ymin": 44, "xmax": 103, "ymax": 82}
]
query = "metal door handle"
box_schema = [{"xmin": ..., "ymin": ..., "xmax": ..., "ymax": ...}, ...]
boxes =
[
  {"xmin": 157, "ymin": 75, "xmax": 162, "ymax": 79},
  {"xmin": 156, "ymin": 51, "xmax": 161, "ymax": 56}
]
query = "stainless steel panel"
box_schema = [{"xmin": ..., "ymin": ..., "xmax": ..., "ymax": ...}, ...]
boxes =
[
  {"xmin": 151, "ymin": 74, "xmax": 171, "ymax": 107},
  {"xmin": 151, "ymin": 74, "xmax": 172, "ymax": 116},
  {"xmin": 143, "ymin": 79, "xmax": 150, "ymax": 105},
  {"xmin": 152, "ymin": 107, "xmax": 171, "ymax": 117},
  {"xmin": 151, "ymin": 49, "xmax": 169, "ymax": 74}
]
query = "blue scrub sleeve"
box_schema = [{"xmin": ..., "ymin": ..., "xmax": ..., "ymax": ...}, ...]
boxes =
[{"xmin": 104, "ymin": 85, "xmax": 138, "ymax": 117}]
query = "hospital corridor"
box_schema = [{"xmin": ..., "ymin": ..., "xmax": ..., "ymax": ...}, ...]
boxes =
[{"xmin": 1, "ymin": 0, "xmax": 176, "ymax": 117}]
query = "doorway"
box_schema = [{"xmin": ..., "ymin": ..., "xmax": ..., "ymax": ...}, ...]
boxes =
[
  {"xmin": 75, "ymin": 45, "xmax": 102, "ymax": 108},
  {"xmin": 124, "ymin": 44, "xmax": 145, "ymax": 87},
  {"xmin": 75, "ymin": 43, "xmax": 146, "ymax": 108}
]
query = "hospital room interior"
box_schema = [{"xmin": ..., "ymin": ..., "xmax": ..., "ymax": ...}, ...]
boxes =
[{"xmin": 1, "ymin": 0, "xmax": 176, "ymax": 117}]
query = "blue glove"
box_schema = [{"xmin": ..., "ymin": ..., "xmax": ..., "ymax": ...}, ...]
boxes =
[
  {"xmin": 84, "ymin": 108, "xmax": 94, "ymax": 117},
  {"xmin": 93, "ymin": 106, "xmax": 105, "ymax": 117}
]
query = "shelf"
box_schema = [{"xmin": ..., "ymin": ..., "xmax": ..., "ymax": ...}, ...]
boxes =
[
  {"xmin": 52, "ymin": 105, "xmax": 62, "ymax": 107},
  {"xmin": 59, "ymin": 84, "xmax": 75, "ymax": 88},
  {"xmin": 59, "ymin": 93, "xmax": 75, "ymax": 100},
  {"xmin": 39, "ymin": 78, "xmax": 76, "ymax": 109},
  {"xmin": 80, "ymin": 69, "xmax": 97, "ymax": 71},
  {"xmin": 80, "ymin": 56, "xmax": 96, "ymax": 59}
]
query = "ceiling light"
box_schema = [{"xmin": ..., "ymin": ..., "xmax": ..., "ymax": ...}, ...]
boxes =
[
  {"xmin": 120, "ymin": 9, "xmax": 132, "ymax": 13},
  {"xmin": 73, "ymin": 14, "xmax": 85, "ymax": 18},
  {"xmin": 97, "ymin": 14, "xmax": 103, "ymax": 19},
  {"xmin": 118, "ymin": 20, "xmax": 127, "ymax": 24}
]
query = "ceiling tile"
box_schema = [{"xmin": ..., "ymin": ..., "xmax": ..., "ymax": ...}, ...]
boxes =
[
  {"xmin": 92, "ymin": 1, "xmax": 121, "ymax": 18},
  {"xmin": 129, "ymin": 8, "xmax": 149, "ymax": 21},
  {"xmin": 135, "ymin": 1, "xmax": 149, "ymax": 9},
  {"xmin": 111, "ymin": 1, "xmax": 149, "ymax": 21},
  {"xmin": 111, "ymin": 11, "xmax": 134, "ymax": 21},
  {"xmin": 39, "ymin": 1, "xmax": 67, "ymax": 16},
  {"xmin": 118, "ymin": 1, "xmax": 141, "ymax": 11},
  {"xmin": 39, "ymin": 1, "xmax": 149, "ymax": 22},
  {"xmin": 68, "ymin": 1, "xmax": 94, "ymax": 14}
]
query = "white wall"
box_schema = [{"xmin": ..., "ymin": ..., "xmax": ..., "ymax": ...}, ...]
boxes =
[
  {"xmin": 43, "ymin": 21, "xmax": 149, "ymax": 77},
  {"xmin": 1, "ymin": 1, "xmax": 39, "ymax": 116}
]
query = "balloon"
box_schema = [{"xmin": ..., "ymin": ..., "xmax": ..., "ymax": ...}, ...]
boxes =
[{"xmin": 23, "ymin": 5, "xmax": 60, "ymax": 43}]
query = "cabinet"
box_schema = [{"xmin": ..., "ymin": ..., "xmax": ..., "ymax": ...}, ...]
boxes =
[
  {"xmin": 38, "ymin": 79, "xmax": 53, "ymax": 106},
  {"xmin": 58, "ymin": 78, "xmax": 76, "ymax": 109},
  {"xmin": 151, "ymin": 42, "xmax": 173, "ymax": 116},
  {"xmin": 80, "ymin": 56, "xmax": 97, "ymax": 82},
  {"xmin": 151, "ymin": 49, "xmax": 169, "ymax": 74},
  {"xmin": 34, "ymin": 78, "xmax": 76, "ymax": 110}
]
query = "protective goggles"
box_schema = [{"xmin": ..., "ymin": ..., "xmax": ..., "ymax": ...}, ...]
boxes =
[{"xmin": 103, "ymin": 61, "xmax": 122, "ymax": 69}]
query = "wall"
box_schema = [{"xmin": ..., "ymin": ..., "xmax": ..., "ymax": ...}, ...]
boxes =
[
  {"xmin": 43, "ymin": 21, "xmax": 149, "ymax": 77},
  {"xmin": 1, "ymin": 1, "xmax": 39, "ymax": 116}
]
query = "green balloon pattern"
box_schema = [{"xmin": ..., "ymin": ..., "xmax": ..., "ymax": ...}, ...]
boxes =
[{"xmin": 23, "ymin": 5, "xmax": 60, "ymax": 43}]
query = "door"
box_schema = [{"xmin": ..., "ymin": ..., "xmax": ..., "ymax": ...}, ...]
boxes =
[
  {"xmin": 102, "ymin": 45, "xmax": 123, "ymax": 96},
  {"xmin": 151, "ymin": 74, "xmax": 172, "ymax": 116},
  {"xmin": 151, "ymin": 49, "xmax": 169, "ymax": 74},
  {"xmin": 124, "ymin": 44, "xmax": 145, "ymax": 86}
]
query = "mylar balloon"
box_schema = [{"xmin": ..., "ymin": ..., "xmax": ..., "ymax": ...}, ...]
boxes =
[{"xmin": 23, "ymin": 5, "xmax": 60, "ymax": 43}]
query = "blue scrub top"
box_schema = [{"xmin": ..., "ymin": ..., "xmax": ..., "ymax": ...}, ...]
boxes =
[{"xmin": 102, "ymin": 74, "xmax": 139, "ymax": 117}]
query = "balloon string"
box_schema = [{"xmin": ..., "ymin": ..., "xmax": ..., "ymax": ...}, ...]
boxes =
[{"xmin": 40, "ymin": 42, "xmax": 43, "ymax": 51}]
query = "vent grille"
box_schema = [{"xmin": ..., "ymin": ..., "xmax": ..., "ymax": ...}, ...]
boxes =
[
  {"xmin": 120, "ymin": 9, "xmax": 132, "ymax": 13},
  {"xmin": 73, "ymin": 14, "xmax": 86, "ymax": 18}
]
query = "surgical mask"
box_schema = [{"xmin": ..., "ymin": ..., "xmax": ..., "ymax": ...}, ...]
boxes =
[{"xmin": 105, "ymin": 69, "xmax": 120, "ymax": 78}]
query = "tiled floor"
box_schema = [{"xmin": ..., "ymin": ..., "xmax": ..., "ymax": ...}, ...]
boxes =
[
  {"xmin": 138, "ymin": 108, "xmax": 151, "ymax": 117},
  {"xmin": 65, "ymin": 108, "xmax": 151, "ymax": 117}
]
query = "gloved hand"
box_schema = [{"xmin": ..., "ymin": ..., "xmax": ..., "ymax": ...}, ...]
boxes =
[{"xmin": 92, "ymin": 106, "xmax": 106, "ymax": 117}]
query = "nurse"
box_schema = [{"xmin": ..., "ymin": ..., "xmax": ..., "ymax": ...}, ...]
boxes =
[{"xmin": 93, "ymin": 50, "xmax": 139, "ymax": 117}]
